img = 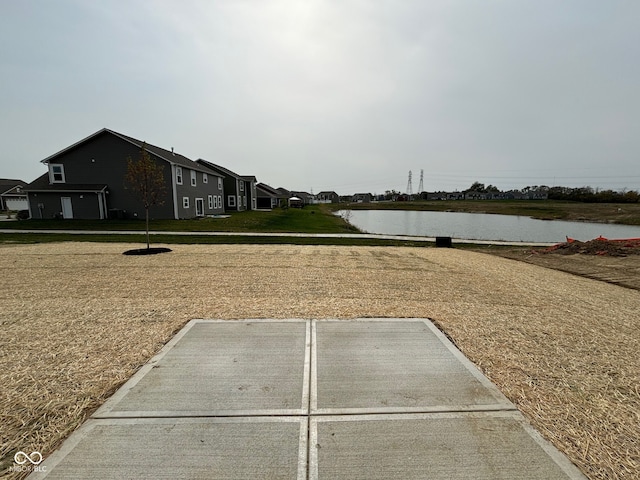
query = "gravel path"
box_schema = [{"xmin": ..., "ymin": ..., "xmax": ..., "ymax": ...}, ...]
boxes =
[{"xmin": 1, "ymin": 242, "xmax": 638, "ymax": 479}]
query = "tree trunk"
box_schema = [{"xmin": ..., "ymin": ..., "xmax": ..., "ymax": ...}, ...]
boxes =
[{"xmin": 145, "ymin": 207, "xmax": 150, "ymax": 250}]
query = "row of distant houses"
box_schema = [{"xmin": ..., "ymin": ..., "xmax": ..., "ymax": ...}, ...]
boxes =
[{"xmin": 1, "ymin": 128, "xmax": 332, "ymax": 220}]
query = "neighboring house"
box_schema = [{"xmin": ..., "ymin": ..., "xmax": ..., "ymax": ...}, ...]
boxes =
[
  {"xmin": 196, "ymin": 159, "xmax": 256, "ymax": 212},
  {"xmin": 352, "ymin": 193, "xmax": 372, "ymax": 203},
  {"xmin": 316, "ymin": 191, "xmax": 340, "ymax": 203},
  {"xmin": 241, "ymin": 175, "xmax": 258, "ymax": 211},
  {"xmin": 0, "ymin": 179, "xmax": 28, "ymax": 211},
  {"xmin": 290, "ymin": 191, "xmax": 315, "ymax": 205},
  {"xmin": 425, "ymin": 191, "xmax": 464, "ymax": 200},
  {"xmin": 256, "ymin": 183, "xmax": 287, "ymax": 209},
  {"xmin": 24, "ymin": 128, "xmax": 225, "ymax": 220}
]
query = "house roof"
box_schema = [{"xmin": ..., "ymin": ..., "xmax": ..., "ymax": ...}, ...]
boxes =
[
  {"xmin": 24, "ymin": 173, "xmax": 107, "ymax": 193},
  {"xmin": 1, "ymin": 184, "xmax": 27, "ymax": 197},
  {"xmin": 256, "ymin": 182, "xmax": 287, "ymax": 197},
  {"xmin": 40, "ymin": 128, "xmax": 216, "ymax": 175},
  {"xmin": 196, "ymin": 159, "xmax": 242, "ymax": 179},
  {"xmin": 0, "ymin": 179, "xmax": 26, "ymax": 195}
]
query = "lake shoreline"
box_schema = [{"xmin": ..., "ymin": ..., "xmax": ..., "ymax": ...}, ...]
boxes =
[
  {"xmin": 336, "ymin": 208, "xmax": 640, "ymax": 244},
  {"xmin": 328, "ymin": 200, "xmax": 640, "ymax": 226}
]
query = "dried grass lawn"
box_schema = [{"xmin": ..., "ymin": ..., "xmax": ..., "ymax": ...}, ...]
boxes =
[{"xmin": 1, "ymin": 242, "xmax": 639, "ymax": 479}]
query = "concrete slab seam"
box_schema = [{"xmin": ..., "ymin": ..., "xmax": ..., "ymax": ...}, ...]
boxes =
[{"xmin": 302, "ymin": 321, "xmax": 312, "ymax": 416}]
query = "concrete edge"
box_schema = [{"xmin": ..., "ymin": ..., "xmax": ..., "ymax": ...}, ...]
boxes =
[
  {"xmin": 420, "ymin": 318, "xmax": 516, "ymax": 408},
  {"xmin": 90, "ymin": 318, "xmax": 202, "ymax": 418}
]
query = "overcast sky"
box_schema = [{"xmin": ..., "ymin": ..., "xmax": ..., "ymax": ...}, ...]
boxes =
[{"xmin": 1, "ymin": 1, "xmax": 639, "ymax": 195}]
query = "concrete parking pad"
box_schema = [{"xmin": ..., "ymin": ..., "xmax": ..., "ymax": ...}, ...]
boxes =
[
  {"xmin": 312, "ymin": 319, "xmax": 513, "ymax": 414},
  {"xmin": 31, "ymin": 319, "xmax": 585, "ymax": 479},
  {"xmin": 94, "ymin": 320, "xmax": 310, "ymax": 417},
  {"xmin": 310, "ymin": 412, "xmax": 583, "ymax": 480}
]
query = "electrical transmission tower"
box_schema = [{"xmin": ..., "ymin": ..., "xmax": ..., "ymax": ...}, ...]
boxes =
[
  {"xmin": 406, "ymin": 170, "xmax": 413, "ymax": 197},
  {"xmin": 418, "ymin": 169, "xmax": 424, "ymax": 194}
]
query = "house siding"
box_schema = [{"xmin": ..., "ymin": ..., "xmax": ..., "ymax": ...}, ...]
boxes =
[
  {"xmin": 196, "ymin": 160, "xmax": 258, "ymax": 213},
  {"xmin": 26, "ymin": 130, "xmax": 226, "ymax": 220},
  {"xmin": 36, "ymin": 132, "xmax": 175, "ymax": 219},
  {"xmin": 174, "ymin": 167, "xmax": 224, "ymax": 218}
]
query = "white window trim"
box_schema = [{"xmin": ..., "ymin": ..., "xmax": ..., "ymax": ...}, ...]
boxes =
[
  {"xmin": 49, "ymin": 164, "xmax": 66, "ymax": 183},
  {"xmin": 190, "ymin": 170, "xmax": 197, "ymax": 187},
  {"xmin": 239, "ymin": 181, "xmax": 244, "ymax": 192},
  {"xmin": 203, "ymin": 173, "xmax": 208, "ymax": 184},
  {"xmin": 183, "ymin": 197, "xmax": 190, "ymax": 208},
  {"xmin": 218, "ymin": 177, "xmax": 223, "ymax": 189},
  {"xmin": 176, "ymin": 166, "xmax": 183, "ymax": 185},
  {"xmin": 228, "ymin": 195, "xmax": 236, "ymax": 207},
  {"xmin": 218, "ymin": 196, "xmax": 222, "ymax": 209},
  {"xmin": 208, "ymin": 195, "xmax": 214, "ymax": 209}
]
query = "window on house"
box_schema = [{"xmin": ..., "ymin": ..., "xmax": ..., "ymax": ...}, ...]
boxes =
[
  {"xmin": 191, "ymin": 170, "xmax": 197, "ymax": 186},
  {"xmin": 228, "ymin": 195, "xmax": 236, "ymax": 207},
  {"xmin": 239, "ymin": 181, "xmax": 244, "ymax": 192},
  {"xmin": 176, "ymin": 167, "xmax": 183, "ymax": 185},
  {"xmin": 208, "ymin": 195, "xmax": 213, "ymax": 209},
  {"xmin": 218, "ymin": 195, "xmax": 222, "ymax": 209},
  {"xmin": 203, "ymin": 173, "xmax": 208, "ymax": 184},
  {"xmin": 50, "ymin": 164, "xmax": 65, "ymax": 183},
  {"xmin": 213, "ymin": 195, "xmax": 218, "ymax": 209},
  {"xmin": 183, "ymin": 197, "xmax": 190, "ymax": 208},
  {"xmin": 218, "ymin": 177, "xmax": 223, "ymax": 190}
]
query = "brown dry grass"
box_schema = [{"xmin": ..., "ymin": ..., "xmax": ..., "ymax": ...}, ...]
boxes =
[{"xmin": 1, "ymin": 242, "xmax": 639, "ymax": 479}]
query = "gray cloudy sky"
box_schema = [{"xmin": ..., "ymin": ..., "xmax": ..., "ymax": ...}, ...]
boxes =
[{"xmin": 1, "ymin": 1, "xmax": 639, "ymax": 195}]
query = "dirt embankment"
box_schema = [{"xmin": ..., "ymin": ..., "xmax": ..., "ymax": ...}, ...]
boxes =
[{"xmin": 476, "ymin": 238, "xmax": 640, "ymax": 291}]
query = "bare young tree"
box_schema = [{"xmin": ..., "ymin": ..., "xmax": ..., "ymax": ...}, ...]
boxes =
[{"xmin": 124, "ymin": 143, "xmax": 167, "ymax": 249}]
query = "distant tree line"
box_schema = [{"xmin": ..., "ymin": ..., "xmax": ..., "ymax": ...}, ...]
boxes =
[
  {"xmin": 380, "ymin": 182, "xmax": 640, "ymax": 203},
  {"xmin": 547, "ymin": 186, "xmax": 639, "ymax": 203},
  {"xmin": 469, "ymin": 182, "xmax": 640, "ymax": 203}
]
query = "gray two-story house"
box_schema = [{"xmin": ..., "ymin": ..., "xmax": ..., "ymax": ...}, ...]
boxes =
[
  {"xmin": 24, "ymin": 128, "xmax": 225, "ymax": 220},
  {"xmin": 196, "ymin": 159, "xmax": 256, "ymax": 212}
]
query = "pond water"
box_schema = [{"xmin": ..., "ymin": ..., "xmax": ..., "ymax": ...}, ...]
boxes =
[{"xmin": 337, "ymin": 209, "xmax": 640, "ymax": 243}]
